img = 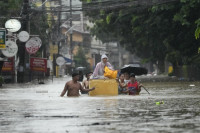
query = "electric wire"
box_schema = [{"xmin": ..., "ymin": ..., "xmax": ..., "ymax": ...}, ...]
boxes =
[{"xmin": 29, "ymin": 0, "xmax": 179, "ymax": 13}]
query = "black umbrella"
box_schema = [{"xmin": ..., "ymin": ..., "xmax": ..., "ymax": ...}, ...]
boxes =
[
  {"xmin": 75, "ymin": 67, "xmax": 86, "ymax": 70},
  {"xmin": 120, "ymin": 65, "xmax": 148, "ymax": 75}
]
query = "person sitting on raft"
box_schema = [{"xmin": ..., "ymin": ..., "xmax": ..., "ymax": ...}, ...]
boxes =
[
  {"xmin": 91, "ymin": 54, "xmax": 114, "ymax": 79},
  {"xmin": 123, "ymin": 73, "xmax": 143, "ymax": 95}
]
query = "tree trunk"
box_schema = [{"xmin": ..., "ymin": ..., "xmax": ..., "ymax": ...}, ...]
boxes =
[{"xmin": 157, "ymin": 60, "xmax": 165, "ymax": 74}]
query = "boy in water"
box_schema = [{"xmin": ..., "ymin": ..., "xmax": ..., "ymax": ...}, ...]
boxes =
[
  {"xmin": 60, "ymin": 73, "xmax": 95, "ymax": 97},
  {"xmin": 124, "ymin": 72, "xmax": 130, "ymax": 84},
  {"xmin": 81, "ymin": 72, "xmax": 93, "ymax": 94},
  {"xmin": 117, "ymin": 73, "xmax": 127, "ymax": 94}
]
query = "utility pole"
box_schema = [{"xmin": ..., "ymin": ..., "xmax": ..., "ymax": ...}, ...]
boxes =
[
  {"xmin": 70, "ymin": 0, "xmax": 73, "ymax": 62},
  {"xmin": 20, "ymin": 0, "xmax": 29, "ymax": 83},
  {"xmin": 58, "ymin": 0, "xmax": 62, "ymax": 55},
  {"xmin": 42, "ymin": 0, "xmax": 46, "ymax": 58}
]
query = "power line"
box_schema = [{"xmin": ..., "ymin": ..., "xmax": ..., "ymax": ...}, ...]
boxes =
[
  {"xmin": 29, "ymin": 0, "xmax": 179, "ymax": 13},
  {"xmin": 1, "ymin": 0, "xmax": 181, "ymax": 15}
]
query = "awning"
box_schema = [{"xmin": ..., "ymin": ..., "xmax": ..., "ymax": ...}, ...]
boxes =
[{"xmin": 63, "ymin": 57, "xmax": 72, "ymax": 63}]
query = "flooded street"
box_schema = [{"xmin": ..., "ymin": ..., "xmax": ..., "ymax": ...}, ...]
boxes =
[{"xmin": 0, "ymin": 77, "xmax": 200, "ymax": 133}]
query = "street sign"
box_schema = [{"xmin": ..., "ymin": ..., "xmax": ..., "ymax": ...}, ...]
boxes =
[
  {"xmin": 0, "ymin": 29, "xmax": 6, "ymax": 49},
  {"xmin": 1, "ymin": 41, "xmax": 18, "ymax": 57},
  {"xmin": 25, "ymin": 37, "xmax": 41, "ymax": 54},
  {"xmin": 56, "ymin": 57, "xmax": 65, "ymax": 66},
  {"xmin": 5, "ymin": 19, "xmax": 21, "ymax": 32},
  {"xmin": 18, "ymin": 31, "xmax": 30, "ymax": 42}
]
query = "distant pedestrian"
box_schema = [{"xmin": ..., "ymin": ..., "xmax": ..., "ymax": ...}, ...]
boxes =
[{"xmin": 60, "ymin": 73, "xmax": 95, "ymax": 97}]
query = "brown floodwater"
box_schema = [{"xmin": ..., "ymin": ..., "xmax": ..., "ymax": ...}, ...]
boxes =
[{"xmin": 0, "ymin": 78, "xmax": 200, "ymax": 133}]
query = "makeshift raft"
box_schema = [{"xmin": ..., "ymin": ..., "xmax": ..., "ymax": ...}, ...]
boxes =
[{"xmin": 89, "ymin": 79, "xmax": 118, "ymax": 96}]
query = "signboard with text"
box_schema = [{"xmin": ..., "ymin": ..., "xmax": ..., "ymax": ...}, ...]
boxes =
[
  {"xmin": 30, "ymin": 57, "xmax": 47, "ymax": 72},
  {"xmin": 0, "ymin": 29, "xmax": 6, "ymax": 49},
  {"xmin": 2, "ymin": 58, "xmax": 14, "ymax": 72}
]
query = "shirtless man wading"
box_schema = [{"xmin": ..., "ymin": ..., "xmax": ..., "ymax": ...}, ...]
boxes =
[{"xmin": 60, "ymin": 73, "xmax": 95, "ymax": 97}]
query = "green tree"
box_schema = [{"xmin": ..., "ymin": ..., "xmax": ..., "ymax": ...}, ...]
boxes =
[
  {"xmin": 82, "ymin": 0, "xmax": 200, "ymax": 73},
  {"xmin": 0, "ymin": 0, "xmax": 23, "ymax": 27},
  {"xmin": 29, "ymin": 12, "xmax": 49, "ymax": 57}
]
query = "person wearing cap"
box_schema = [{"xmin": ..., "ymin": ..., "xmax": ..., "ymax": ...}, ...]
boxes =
[
  {"xmin": 60, "ymin": 72, "xmax": 95, "ymax": 97},
  {"xmin": 92, "ymin": 54, "xmax": 114, "ymax": 79},
  {"xmin": 81, "ymin": 72, "xmax": 93, "ymax": 94},
  {"xmin": 123, "ymin": 73, "xmax": 143, "ymax": 95}
]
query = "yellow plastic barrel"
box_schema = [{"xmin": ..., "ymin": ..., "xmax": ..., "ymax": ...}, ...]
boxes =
[{"xmin": 89, "ymin": 79, "xmax": 118, "ymax": 96}]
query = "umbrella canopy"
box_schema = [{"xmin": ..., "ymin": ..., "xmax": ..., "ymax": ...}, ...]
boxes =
[
  {"xmin": 75, "ymin": 67, "xmax": 86, "ymax": 71},
  {"xmin": 120, "ymin": 64, "xmax": 148, "ymax": 75}
]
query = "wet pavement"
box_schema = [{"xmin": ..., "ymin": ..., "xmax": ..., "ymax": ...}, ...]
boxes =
[{"xmin": 0, "ymin": 76, "xmax": 200, "ymax": 133}]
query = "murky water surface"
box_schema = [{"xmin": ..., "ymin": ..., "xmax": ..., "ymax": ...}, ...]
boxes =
[{"xmin": 0, "ymin": 77, "xmax": 200, "ymax": 133}]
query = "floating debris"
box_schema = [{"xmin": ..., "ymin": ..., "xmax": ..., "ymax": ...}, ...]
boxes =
[
  {"xmin": 36, "ymin": 91, "xmax": 48, "ymax": 93},
  {"xmin": 189, "ymin": 84, "xmax": 195, "ymax": 87},
  {"xmin": 156, "ymin": 101, "xmax": 164, "ymax": 105}
]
